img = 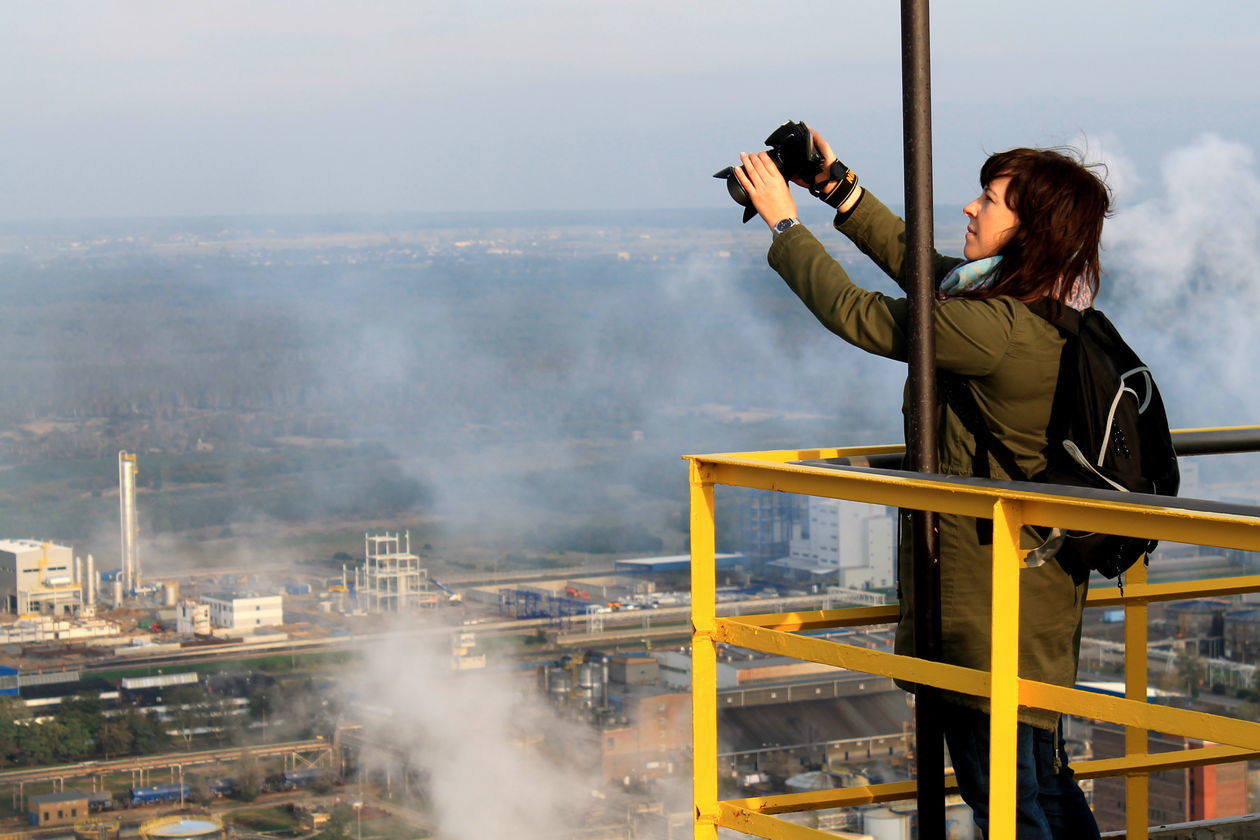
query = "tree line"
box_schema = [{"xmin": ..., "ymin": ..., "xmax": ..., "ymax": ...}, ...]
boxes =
[{"xmin": 0, "ymin": 679, "xmax": 334, "ymax": 767}]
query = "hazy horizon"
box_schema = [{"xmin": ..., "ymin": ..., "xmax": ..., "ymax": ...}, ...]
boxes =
[{"xmin": 1, "ymin": 2, "xmax": 1257, "ymax": 220}]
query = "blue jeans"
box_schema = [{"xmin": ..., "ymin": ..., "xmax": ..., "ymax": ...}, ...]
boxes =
[{"xmin": 942, "ymin": 705, "xmax": 1100, "ymax": 840}]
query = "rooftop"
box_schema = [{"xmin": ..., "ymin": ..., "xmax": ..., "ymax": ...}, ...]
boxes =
[{"xmin": 28, "ymin": 790, "xmax": 88, "ymax": 805}]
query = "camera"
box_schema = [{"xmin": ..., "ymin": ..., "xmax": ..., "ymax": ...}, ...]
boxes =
[{"xmin": 715, "ymin": 121, "xmax": 826, "ymax": 223}]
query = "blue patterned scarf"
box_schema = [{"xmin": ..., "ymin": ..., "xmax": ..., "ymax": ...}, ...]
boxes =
[{"xmin": 937, "ymin": 256, "xmax": 1094, "ymax": 310}]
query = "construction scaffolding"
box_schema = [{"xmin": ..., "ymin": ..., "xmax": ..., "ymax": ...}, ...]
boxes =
[{"xmin": 354, "ymin": 532, "xmax": 437, "ymax": 612}]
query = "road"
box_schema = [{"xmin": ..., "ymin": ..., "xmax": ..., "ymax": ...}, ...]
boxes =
[
  {"xmin": 0, "ymin": 739, "xmax": 331, "ymax": 787},
  {"xmin": 62, "ymin": 592, "xmax": 845, "ymax": 673}
]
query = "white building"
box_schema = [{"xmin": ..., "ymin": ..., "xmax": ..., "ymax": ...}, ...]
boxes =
[
  {"xmin": 175, "ymin": 599, "xmax": 211, "ymax": 635},
  {"xmin": 0, "ymin": 539, "xmax": 85, "ymax": 615},
  {"xmin": 768, "ymin": 498, "xmax": 895, "ymax": 590},
  {"xmin": 202, "ymin": 592, "xmax": 284, "ymax": 633},
  {"xmin": 0, "ymin": 615, "xmax": 119, "ymax": 644}
]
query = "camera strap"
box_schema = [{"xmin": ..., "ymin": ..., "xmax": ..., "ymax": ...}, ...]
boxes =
[{"xmin": 810, "ymin": 160, "xmax": 859, "ymax": 209}]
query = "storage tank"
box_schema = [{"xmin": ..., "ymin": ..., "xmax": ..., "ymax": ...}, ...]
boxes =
[
  {"xmin": 139, "ymin": 815, "xmax": 223, "ymax": 840},
  {"xmin": 577, "ymin": 661, "xmax": 606, "ymax": 707},
  {"xmin": 163, "ymin": 581, "xmax": 180, "ymax": 606},
  {"xmin": 75, "ymin": 817, "xmax": 121, "ymax": 840},
  {"xmin": 547, "ymin": 667, "xmax": 571, "ymax": 702},
  {"xmin": 862, "ymin": 808, "xmax": 910, "ymax": 840}
]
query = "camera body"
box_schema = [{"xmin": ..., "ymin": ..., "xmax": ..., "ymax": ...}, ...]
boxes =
[{"xmin": 716, "ymin": 121, "xmax": 826, "ymax": 222}]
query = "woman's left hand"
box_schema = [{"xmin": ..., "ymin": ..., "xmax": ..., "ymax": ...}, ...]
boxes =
[{"xmin": 734, "ymin": 152, "xmax": 798, "ymax": 230}]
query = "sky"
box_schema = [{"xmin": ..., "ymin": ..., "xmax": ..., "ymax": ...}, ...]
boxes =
[{"xmin": 1, "ymin": 0, "xmax": 1259, "ymax": 220}]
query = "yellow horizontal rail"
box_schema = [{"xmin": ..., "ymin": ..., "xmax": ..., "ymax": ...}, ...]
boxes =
[
  {"xmin": 1085, "ymin": 575, "xmax": 1260, "ymax": 607},
  {"xmin": 694, "ymin": 455, "xmax": 1260, "ymax": 552},
  {"xmin": 717, "ymin": 617, "xmax": 1260, "ymax": 752},
  {"xmin": 719, "ymin": 570, "xmax": 1260, "ymax": 632},
  {"xmin": 730, "ymin": 606, "xmax": 900, "ymax": 631},
  {"xmin": 716, "ymin": 619, "xmax": 989, "ymax": 699},
  {"xmin": 715, "ymin": 744, "xmax": 1260, "ymax": 840},
  {"xmin": 718, "ymin": 806, "xmax": 864, "ymax": 840},
  {"xmin": 1075, "ymin": 744, "xmax": 1260, "ymax": 779},
  {"xmin": 720, "ymin": 744, "xmax": 1260, "ymax": 819}
]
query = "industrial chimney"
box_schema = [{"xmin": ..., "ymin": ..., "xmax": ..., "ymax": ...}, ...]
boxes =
[
  {"xmin": 86, "ymin": 553, "xmax": 97, "ymax": 613},
  {"xmin": 118, "ymin": 451, "xmax": 140, "ymax": 595}
]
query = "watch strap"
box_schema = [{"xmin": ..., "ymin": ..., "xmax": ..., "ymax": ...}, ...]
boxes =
[{"xmin": 773, "ymin": 217, "xmax": 800, "ymax": 236}]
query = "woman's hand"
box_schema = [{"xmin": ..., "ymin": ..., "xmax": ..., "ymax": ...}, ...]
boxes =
[
  {"xmin": 734, "ymin": 151, "xmax": 798, "ymax": 230},
  {"xmin": 790, "ymin": 127, "xmax": 838, "ymax": 190},
  {"xmin": 799, "ymin": 126, "xmax": 864, "ymax": 214}
]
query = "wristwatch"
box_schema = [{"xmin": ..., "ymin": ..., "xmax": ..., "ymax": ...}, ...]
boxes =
[{"xmin": 773, "ymin": 217, "xmax": 800, "ymax": 237}]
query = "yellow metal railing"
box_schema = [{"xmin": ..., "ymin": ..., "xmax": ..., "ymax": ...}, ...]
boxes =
[{"xmin": 688, "ymin": 430, "xmax": 1260, "ymax": 840}]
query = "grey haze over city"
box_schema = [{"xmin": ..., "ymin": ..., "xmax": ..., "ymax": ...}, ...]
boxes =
[{"xmin": 0, "ymin": 0, "xmax": 1255, "ymax": 626}]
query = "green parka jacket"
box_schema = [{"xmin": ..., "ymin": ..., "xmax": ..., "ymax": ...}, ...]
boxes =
[{"xmin": 766, "ymin": 191, "xmax": 1090, "ymax": 730}]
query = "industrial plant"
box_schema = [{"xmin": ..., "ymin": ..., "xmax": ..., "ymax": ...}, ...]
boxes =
[{"xmin": 0, "ymin": 427, "xmax": 1252, "ymax": 840}]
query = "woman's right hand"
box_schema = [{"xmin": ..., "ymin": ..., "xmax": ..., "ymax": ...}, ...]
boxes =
[
  {"xmin": 787, "ymin": 126, "xmax": 838, "ymax": 190},
  {"xmin": 810, "ymin": 127, "xmax": 839, "ymax": 183},
  {"xmin": 801, "ymin": 125, "xmax": 863, "ymax": 213}
]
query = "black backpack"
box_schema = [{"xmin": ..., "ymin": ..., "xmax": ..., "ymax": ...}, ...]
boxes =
[{"xmin": 940, "ymin": 300, "xmax": 1180, "ymax": 580}]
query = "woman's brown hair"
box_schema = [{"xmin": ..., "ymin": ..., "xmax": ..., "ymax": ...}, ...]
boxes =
[{"xmin": 969, "ymin": 147, "xmax": 1111, "ymax": 307}]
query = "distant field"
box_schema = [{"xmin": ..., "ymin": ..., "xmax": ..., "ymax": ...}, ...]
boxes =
[
  {"xmin": 226, "ymin": 807, "xmax": 303, "ymax": 835},
  {"xmin": 0, "ymin": 221, "xmax": 917, "ymax": 571}
]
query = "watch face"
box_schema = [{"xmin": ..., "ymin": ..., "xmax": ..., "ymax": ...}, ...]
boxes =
[{"xmin": 775, "ymin": 218, "xmax": 796, "ymax": 233}]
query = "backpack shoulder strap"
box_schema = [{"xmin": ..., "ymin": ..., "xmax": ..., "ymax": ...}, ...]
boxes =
[{"xmin": 1025, "ymin": 297, "xmax": 1083, "ymax": 447}]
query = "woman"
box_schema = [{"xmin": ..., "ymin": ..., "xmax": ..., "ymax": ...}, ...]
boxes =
[{"xmin": 733, "ymin": 131, "xmax": 1107, "ymax": 839}]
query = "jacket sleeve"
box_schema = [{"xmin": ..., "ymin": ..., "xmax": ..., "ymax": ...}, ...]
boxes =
[
  {"xmin": 767, "ymin": 222, "xmax": 1023, "ymax": 377},
  {"xmin": 836, "ymin": 190, "xmax": 962, "ymax": 290}
]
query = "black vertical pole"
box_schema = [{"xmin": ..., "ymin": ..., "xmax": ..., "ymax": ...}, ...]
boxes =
[{"xmin": 901, "ymin": 0, "xmax": 944, "ymax": 838}]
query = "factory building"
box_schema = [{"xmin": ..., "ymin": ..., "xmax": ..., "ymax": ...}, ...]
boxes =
[
  {"xmin": 0, "ymin": 539, "xmax": 88, "ymax": 616},
  {"xmin": 600, "ymin": 690, "xmax": 691, "ymax": 785},
  {"xmin": 175, "ymin": 600, "xmax": 211, "ymax": 635},
  {"xmin": 1224, "ymin": 607, "xmax": 1260, "ymax": 663},
  {"xmin": 739, "ymin": 490, "xmax": 806, "ymax": 560},
  {"xmin": 613, "ymin": 554, "xmax": 745, "ymax": 589},
  {"xmin": 202, "ymin": 592, "xmax": 283, "ymax": 632},
  {"xmin": 0, "ymin": 616, "xmax": 119, "ymax": 645},
  {"xmin": 28, "ymin": 791, "xmax": 89, "ymax": 827},
  {"xmin": 1165, "ymin": 599, "xmax": 1229, "ymax": 658},
  {"xmin": 1091, "ymin": 724, "xmax": 1249, "ymax": 830},
  {"xmin": 765, "ymin": 497, "xmax": 895, "ymax": 590},
  {"xmin": 656, "ymin": 649, "xmax": 844, "ymax": 690}
]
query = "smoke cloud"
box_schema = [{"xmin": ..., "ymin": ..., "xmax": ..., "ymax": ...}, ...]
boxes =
[
  {"xmin": 345, "ymin": 623, "xmax": 590, "ymax": 840},
  {"xmin": 1100, "ymin": 133, "xmax": 1260, "ymax": 426}
]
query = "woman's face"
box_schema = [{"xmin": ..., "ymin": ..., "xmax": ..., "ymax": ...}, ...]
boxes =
[{"xmin": 963, "ymin": 176, "xmax": 1019, "ymax": 260}]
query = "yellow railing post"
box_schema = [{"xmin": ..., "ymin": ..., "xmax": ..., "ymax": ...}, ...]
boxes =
[
  {"xmin": 689, "ymin": 460, "xmax": 719, "ymax": 840},
  {"xmin": 1125, "ymin": 558, "xmax": 1150, "ymax": 840},
  {"xmin": 989, "ymin": 499, "xmax": 1024, "ymax": 840}
]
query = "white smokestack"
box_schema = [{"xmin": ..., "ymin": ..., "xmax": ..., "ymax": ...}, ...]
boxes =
[
  {"xmin": 86, "ymin": 554, "xmax": 97, "ymax": 610},
  {"xmin": 118, "ymin": 451, "xmax": 140, "ymax": 594}
]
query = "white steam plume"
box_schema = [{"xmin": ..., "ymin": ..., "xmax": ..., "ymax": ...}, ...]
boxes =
[
  {"xmin": 346, "ymin": 627, "xmax": 590, "ymax": 840},
  {"xmin": 1099, "ymin": 133, "xmax": 1260, "ymax": 425}
]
